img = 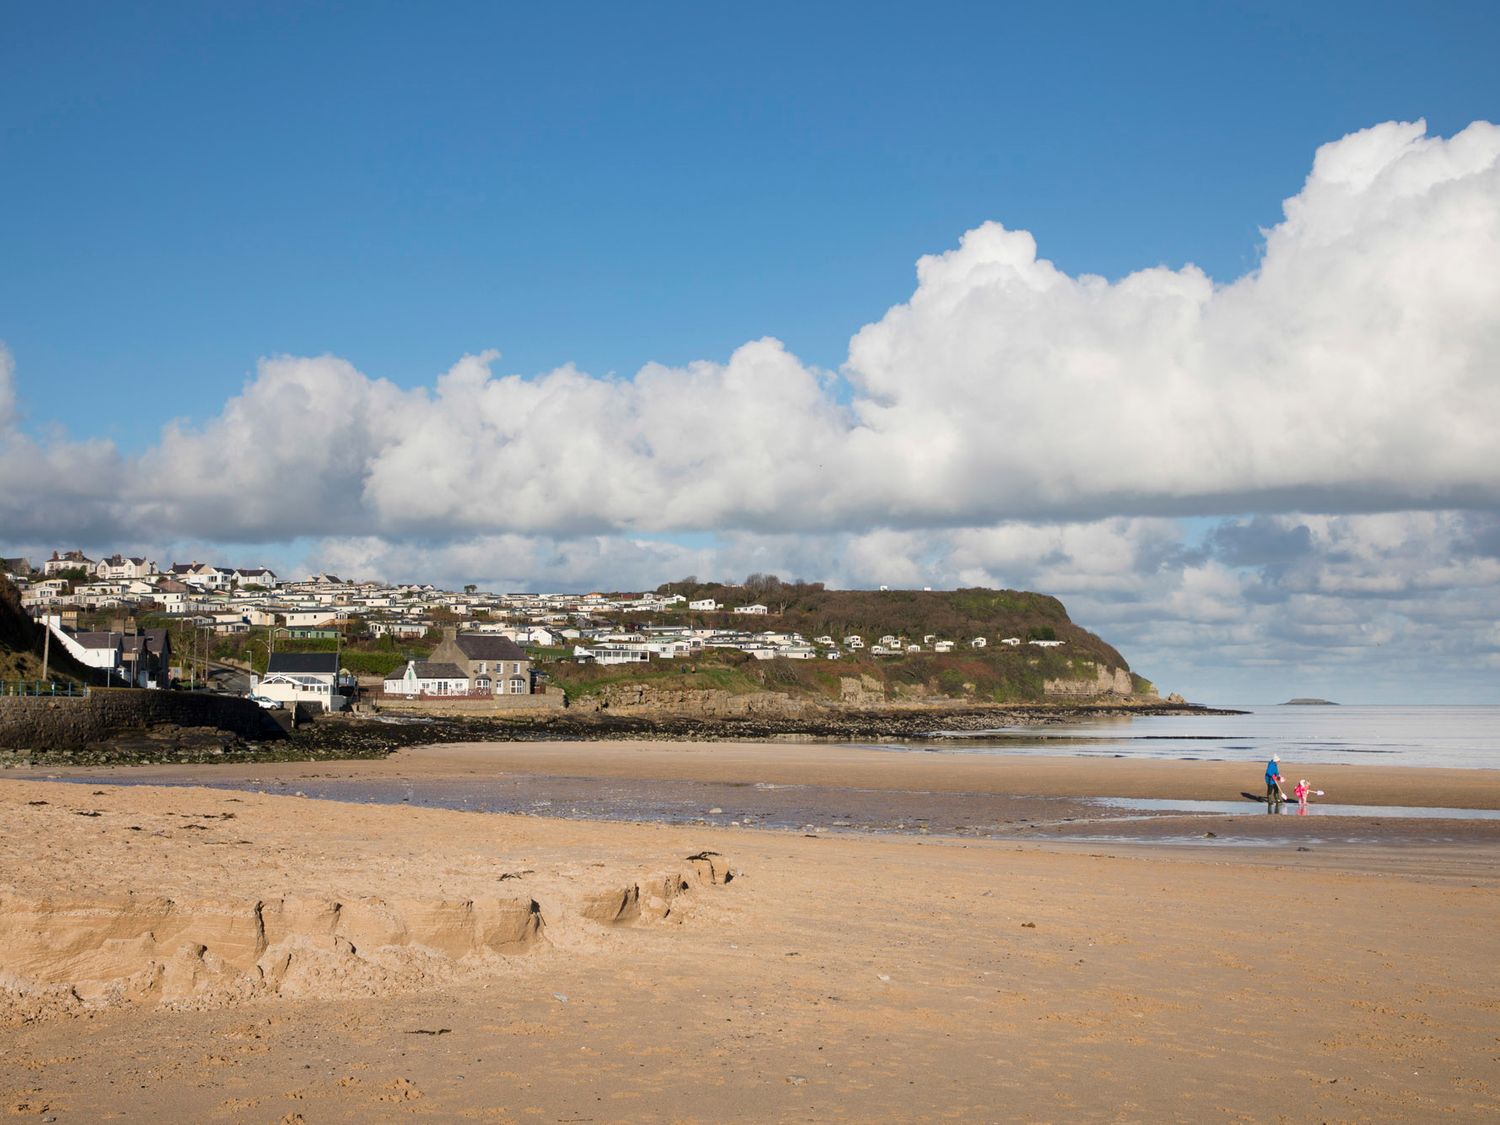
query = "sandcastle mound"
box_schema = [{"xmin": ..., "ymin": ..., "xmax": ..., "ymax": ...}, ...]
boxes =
[{"xmin": 0, "ymin": 782, "xmax": 733, "ymax": 1024}]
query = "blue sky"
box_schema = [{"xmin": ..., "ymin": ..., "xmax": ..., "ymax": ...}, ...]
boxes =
[
  {"xmin": 3, "ymin": 2, "xmax": 1499, "ymax": 703},
  {"xmin": 4, "ymin": 1, "xmax": 1493, "ymax": 436}
]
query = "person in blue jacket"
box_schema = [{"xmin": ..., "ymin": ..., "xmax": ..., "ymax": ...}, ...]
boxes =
[{"xmin": 1264, "ymin": 754, "xmax": 1285, "ymax": 804}]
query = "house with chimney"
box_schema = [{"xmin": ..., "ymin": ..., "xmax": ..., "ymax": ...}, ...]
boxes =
[
  {"xmin": 43, "ymin": 550, "xmax": 95, "ymax": 576},
  {"xmin": 428, "ymin": 630, "xmax": 532, "ymax": 695},
  {"xmin": 95, "ymin": 554, "xmax": 157, "ymax": 581}
]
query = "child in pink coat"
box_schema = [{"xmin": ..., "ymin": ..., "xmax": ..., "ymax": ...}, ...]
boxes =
[{"xmin": 1293, "ymin": 779, "xmax": 1312, "ymax": 811}]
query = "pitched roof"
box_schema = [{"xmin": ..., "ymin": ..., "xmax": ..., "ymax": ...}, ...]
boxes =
[
  {"xmin": 411, "ymin": 662, "xmax": 468, "ymax": 680},
  {"xmin": 74, "ymin": 632, "xmax": 122, "ymax": 649},
  {"xmin": 452, "ymin": 633, "xmax": 527, "ymax": 660},
  {"xmin": 266, "ymin": 652, "xmax": 340, "ymax": 674}
]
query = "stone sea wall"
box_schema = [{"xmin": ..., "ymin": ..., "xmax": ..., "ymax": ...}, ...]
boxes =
[
  {"xmin": 0, "ymin": 688, "xmax": 281, "ymax": 751},
  {"xmin": 371, "ymin": 689, "xmax": 567, "ymax": 716}
]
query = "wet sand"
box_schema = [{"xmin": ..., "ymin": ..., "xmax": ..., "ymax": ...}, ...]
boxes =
[
  {"xmin": 3, "ymin": 741, "xmax": 1499, "ymax": 1120},
  {"xmin": 24, "ymin": 735, "xmax": 1500, "ymax": 802},
  {"xmin": 21, "ymin": 738, "xmax": 1500, "ymax": 848}
]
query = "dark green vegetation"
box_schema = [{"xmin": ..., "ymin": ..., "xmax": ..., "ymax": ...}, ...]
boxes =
[
  {"xmin": 653, "ymin": 581, "xmax": 1127, "ymax": 666},
  {"xmin": 544, "ymin": 582, "xmax": 1151, "ymax": 704},
  {"xmin": 0, "ymin": 576, "xmax": 92, "ymax": 684},
  {"xmin": 546, "ymin": 646, "xmax": 1139, "ymax": 705}
]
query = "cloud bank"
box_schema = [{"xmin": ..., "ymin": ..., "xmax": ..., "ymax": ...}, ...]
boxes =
[{"xmin": 5, "ymin": 119, "xmax": 1497, "ymax": 544}]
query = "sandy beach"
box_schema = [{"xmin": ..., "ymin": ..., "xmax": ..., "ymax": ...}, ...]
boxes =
[{"xmin": 3, "ymin": 740, "xmax": 1499, "ymax": 1121}]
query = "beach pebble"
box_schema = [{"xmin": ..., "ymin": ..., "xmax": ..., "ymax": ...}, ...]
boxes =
[
  {"xmin": 877, "ymin": 973, "xmax": 891, "ymax": 982},
  {"xmin": 708, "ymin": 807, "xmax": 723, "ymax": 815},
  {"xmin": 553, "ymin": 993, "xmax": 568, "ymax": 1003},
  {"xmin": 786, "ymin": 1075, "xmax": 807, "ymax": 1086}
]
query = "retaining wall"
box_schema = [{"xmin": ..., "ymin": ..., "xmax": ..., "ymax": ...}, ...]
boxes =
[
  {"xmin": 371, "ymin": 690, "xmax": 566, "ymax": 716},
  {"xmin": 0, "ymin": 688, "xmax": 283, "ymax": 750}
]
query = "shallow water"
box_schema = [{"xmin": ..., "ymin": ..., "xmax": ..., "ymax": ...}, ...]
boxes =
[
  {"xmin": 1088, "ymin": 796, "xmax": 1500, "ymax": 820},
  {"xmin": 893, "ymin": 704, "xmax": 1500, "ymax": 770},
  {"xmin": 41, "ymin": 771, "xmax": 1103, "ymax": 838}
]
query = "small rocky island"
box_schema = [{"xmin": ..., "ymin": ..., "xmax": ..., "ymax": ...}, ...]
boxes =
[{"xmin": 1283, "ymin": 697, "xmax": 1338, "ymax": 705}]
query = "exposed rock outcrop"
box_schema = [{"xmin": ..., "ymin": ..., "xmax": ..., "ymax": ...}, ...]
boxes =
[{"xmin": 1043, "ymin": 663, "xmax": 1144, "ymax": 698}]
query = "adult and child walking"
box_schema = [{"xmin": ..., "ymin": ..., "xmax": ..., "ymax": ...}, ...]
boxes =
[{"xmin": 1264, "ymin": 754, "xmax": 1318, "ymax": 812}]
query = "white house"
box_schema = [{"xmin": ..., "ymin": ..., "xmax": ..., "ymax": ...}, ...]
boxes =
[
  {"xmin": 233, "ymin": 567, "xmax": 279, "ymax": 588},
  {"xmin": 934, "ymin": 640, "xmax": 955, "ymax": 653},
  {"xmin": 43, "ymin": 550, "xmax": 95, "ymax": 576},
  {"xmin": 382, "ymin": 660, "xmax": 471, "ymax": 697},
  {"xmin": 187, "ymin": 563, "xmax": 232, "ymax": 589},
  {"xmin": 575, "ymin": 644, "xmax": 650, "ymax": 665},
  {"xmin": 688, "ymin": 598, "xmax": 720, "ymax": 612},
  {"xmin": 1028, "ymin": 639, "xmax": 1065, "ymax": 648},
  {"xmin": 95, "ymin": 554, "xmax": 157, "ymax": 581},
  {"xmin": 368, "ymin": 620, "xmax": 430, "ymax": 640},
  {"xmin": 40, "ymin": 616, "xmax": 125, "ymax": 681},
  {"xmin": 256, "ymin": 652, "xmax": 348, "ymax": 711},
  {"xmin": 732, "ymin": 604, "xmax": 768, "ymax": 615},
  {"xmin": 210, "ymin": 613, "xmax": 253, "ymax": 635},
  {"xmin": 281, "ymin": 607, "xmax": 337, "ymax": 628},
  {"xmin": 844, "ymin": 635, "xmax": 864, "ymax": 649}
]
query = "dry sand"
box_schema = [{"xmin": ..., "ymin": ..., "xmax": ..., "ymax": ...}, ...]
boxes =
[{"xmin": 3, "ymin": 740, "xmax": 1499, "ymax": 1122}]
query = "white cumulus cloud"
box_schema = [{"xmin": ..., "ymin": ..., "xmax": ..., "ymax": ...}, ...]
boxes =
[
  {"xmin": 842, "ymin": 119, "xmax": 1500, "ymax": 522},
  {"xmin": 2, "ymin": 120, "xmax": 1497, "ymax": 545}
]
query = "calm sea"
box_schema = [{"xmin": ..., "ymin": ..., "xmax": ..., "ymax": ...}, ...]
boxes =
[{"xmin": 899, "ymin": 704, "xmax": 1500, "ymax": 770}]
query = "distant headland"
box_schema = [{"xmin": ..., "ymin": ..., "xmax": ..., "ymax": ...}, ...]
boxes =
[{"xmin": 1283, "ymin": 698, "xmax": 1338, "ymax": 705}]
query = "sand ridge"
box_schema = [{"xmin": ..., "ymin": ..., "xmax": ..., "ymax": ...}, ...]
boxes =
[{"xmin": 0, "ymin": 780, "xmax": 733, "ymax": 1024}]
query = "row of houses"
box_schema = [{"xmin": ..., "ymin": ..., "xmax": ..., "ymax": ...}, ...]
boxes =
[
  {"xmin": 568, "ymin": 626, "xmax": 1065, "ymax": 664},
  {"xmin": 255, "ymin": 632, "xmax": 534, "ymax": 709},
  {"xmin": 6, "ymin": 551, "xmax": 1065, "ymax": 689},
  {"xmin": 29, "ymin": 551, "xmax": 281, "ymax": 588},
  {"xmin": 37, "ymin": 616, "xmax": 174, "ymax": 688}
]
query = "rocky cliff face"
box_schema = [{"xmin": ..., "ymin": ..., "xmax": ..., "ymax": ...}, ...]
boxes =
[
  {"xmin": 1042, "ymin": 663, "xmax": 1144, "ymax": 698},
  {"xmin": 580, "ymin": 685, "xmax": 813, "ymax": 717},
  {"xmin": 577, "ymin": 662, "xmax": 1150, "ymax": 717}
]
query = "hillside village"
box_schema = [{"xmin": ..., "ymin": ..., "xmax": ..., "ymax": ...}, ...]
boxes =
[{"xmin": 2, "ymin": 550, "xmax": 1131, "ymax": 709}]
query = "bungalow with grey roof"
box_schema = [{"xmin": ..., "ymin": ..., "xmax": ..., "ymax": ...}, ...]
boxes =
[
  {"xmin": 382, "ymin": 660, "xmax": 472, "ymax": 697},
  {"xmin": 256, "ymin": 652, "xmax": 349, "ymax": 711}
]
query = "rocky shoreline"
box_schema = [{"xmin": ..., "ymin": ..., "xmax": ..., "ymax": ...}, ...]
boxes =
[{"xmin": 0, "ymin": 701, "xmax": 1241, "ymax": 768}]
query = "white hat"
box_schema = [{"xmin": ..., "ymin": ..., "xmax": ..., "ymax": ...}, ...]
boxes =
[
  {"xmin": 1300, "ymin": 779, "xmax": 1307, "ymax": 785},
  {"xmin": 1272, "ymin": 754, "xmax": 1280, "ymax": 762}
]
